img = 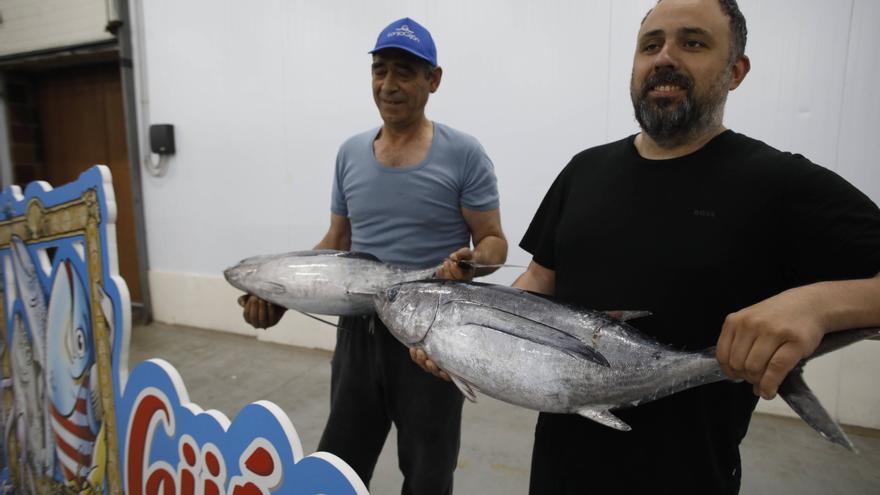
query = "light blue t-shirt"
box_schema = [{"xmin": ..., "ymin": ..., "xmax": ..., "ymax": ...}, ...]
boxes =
[{"xmin": 331, "ymin": 122, "xmax": 500, "ymax": 268}]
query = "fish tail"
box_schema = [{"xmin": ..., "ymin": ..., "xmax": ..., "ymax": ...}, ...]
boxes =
[
  {"xmin": 777, "ymin": 369, "xmax": 855, "ymax": 452},
  {"xmin": 774, "ymin": 328, "xmax": 878, "ymax": 453},
  {"xmin": 699, "ymin": 330, "xmax": 874, "ymax": 451},
  {"xmin": 808, "ymin": 327, "xmax": 879, "ymax": 361}
]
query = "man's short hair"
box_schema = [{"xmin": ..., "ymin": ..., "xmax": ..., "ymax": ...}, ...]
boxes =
[
  {"xmin": 372, "ymin": 48, "xmax": 437, "ymax": 79},
  {"xmin": 410, "ymin": 56, "xmax": 437, "ymax": 79},
  {"xmin": 717, "ymin": 0, "xmax": 747, "ymax": 61}
]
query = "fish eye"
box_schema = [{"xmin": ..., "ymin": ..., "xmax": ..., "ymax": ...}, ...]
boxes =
[
  {"xmin": 74, "ymin": 328, "xmax": 87, "ymax": 357},
  {"xmin": 387, "ymin": 287, "xmax": 399, "ymax": 302}
]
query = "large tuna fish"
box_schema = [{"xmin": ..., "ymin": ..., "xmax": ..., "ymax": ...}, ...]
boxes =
[
  {"xmin": 374, "ymin": 280, "xmax": 878, "ymax": 450},
  {"xmin": 224, "ymin": 250, "xmax": 439, "ymax": 316}
]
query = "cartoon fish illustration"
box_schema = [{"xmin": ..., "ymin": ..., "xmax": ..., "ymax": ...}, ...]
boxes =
[
  {"xmin": 9, "ymin": 237, "xmax": 48, "ymax": 372},
  {"xmin": 46, "ymin": 260, "xmax": 100, "ymax": 484},
  {"xmin": 9, "ymin": 314, "xmax": 45, "ymax": 492},
  {"xmin": 7, "ymin": 242, "xmax": 55, "ymax": 480}
]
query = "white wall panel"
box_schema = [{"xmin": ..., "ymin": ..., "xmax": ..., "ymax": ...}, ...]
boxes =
[
  {"xmin": 0, "ymin": 0, "xmax": 114, "ymax": 56},
  {"xmin": 140, "ymin": 0, "xmax": 291, "ymax": 271},
  {"xmin": 426, "ymin": 0, "xmax": 613, "ymax": 277},
  {"xmin": 727, "ymin": 0, "xmax": 854, "ymax": 169},
  {"xmin": 837, "ymin": 340, "xmax": 880, "ymax": 428},
  {"xmin": 835, "ymin": 0, "xmax": 880, "ymax": 203},
  {"xmin": 138, "ymin": 0, "xmax": 879, "ymax": 275}
]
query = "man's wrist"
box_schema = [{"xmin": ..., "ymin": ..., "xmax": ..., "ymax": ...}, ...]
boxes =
[{"xmin": 801, "ymin": 279, "xmax": 872, "ymax": 333}]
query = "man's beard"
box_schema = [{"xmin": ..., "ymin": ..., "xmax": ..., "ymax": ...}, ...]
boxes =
[{"xmin": 631, "ymin": 67, "xmax": 730, "ymax": 148}]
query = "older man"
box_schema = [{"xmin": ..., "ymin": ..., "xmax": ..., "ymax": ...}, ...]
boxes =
[{"xmin": 241, "ymin": 17, "xmax": 507, "ymax": 495}]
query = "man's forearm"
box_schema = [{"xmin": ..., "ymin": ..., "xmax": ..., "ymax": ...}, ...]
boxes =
[
  {"xmin": 314, "ymin": 226, "xmax": 352, "ymax": 251},
  {"xmin": 314, "ymin": 237, "xmax": 349, "ymax": 251},
  {"xmin": 512, "ymin": 261, "xmax": 555, "ymax": 296},
  {"xmin": 314, "ymin": 214, "xmax": 352, "ymax": 251},
  {"xmin": 805, "ymin": 273, "xmax": 880, "ymax": 334},
  {"xmin": 472, "ymin": 235, "xmax": 508, "ymax": 277}
]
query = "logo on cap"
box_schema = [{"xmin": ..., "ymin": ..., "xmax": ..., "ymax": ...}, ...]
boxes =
[{"xmin": 388, "ymin": 25, "xmax": 420, "ymax": 43}]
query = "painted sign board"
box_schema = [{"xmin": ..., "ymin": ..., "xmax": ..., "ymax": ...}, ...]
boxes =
[{"xmin": 0, "ymin": 166, "xmax": 367, "ymax": 494}]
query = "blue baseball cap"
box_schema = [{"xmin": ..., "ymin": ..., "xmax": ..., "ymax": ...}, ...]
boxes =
[{"xmin": 369, "ymin": 17, "xmax": 437, "ymax": 67}]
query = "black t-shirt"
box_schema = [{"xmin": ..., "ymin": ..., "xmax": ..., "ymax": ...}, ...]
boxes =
[{"xmin": 520, "ymin": 130, "xmax": 880, "ymax": 493}]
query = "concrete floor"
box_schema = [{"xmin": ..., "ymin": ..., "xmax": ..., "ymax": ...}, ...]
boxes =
[{"xmin": 129, "ymin": 322, "xmax": 880, "ymax": 495}]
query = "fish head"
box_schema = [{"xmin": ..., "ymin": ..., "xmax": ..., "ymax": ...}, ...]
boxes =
[
  {"xmin": 223, "ymin": 254, "xmax": 270, "ymax": 292},
  {"xmin": 47, "ymin": 260, "xmax": 93, "ymax": 414},
  {"xmin": 224, "ymin": 254, "xmax": 294, "ymax": 303},
  {"xmin": 374, "ymin": 282, "xmax": 443, "ymax": 345}
]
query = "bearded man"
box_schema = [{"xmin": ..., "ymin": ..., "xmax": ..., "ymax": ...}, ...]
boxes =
[{"xmin": 508, "ymin": 0, "xmax": 880, "ymax": 493}]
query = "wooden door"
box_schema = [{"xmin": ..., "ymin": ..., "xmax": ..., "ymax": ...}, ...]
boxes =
[{"xmin": 34, "ymin": 62, "xmax": 142, "ymax": 302}]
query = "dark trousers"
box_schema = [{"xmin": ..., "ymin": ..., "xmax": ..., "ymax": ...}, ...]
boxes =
[
  {"xmin": 529, "ymin": 406, "xmax": 743, "ymax": 494},
  {"xmin": 317, "ymin": 316, "xmax": 465, "ymax": 495}
]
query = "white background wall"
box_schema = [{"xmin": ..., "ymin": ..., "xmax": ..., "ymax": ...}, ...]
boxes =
[{"xmin": 133, "ymin": 0, "xmax": 880, "ymax": 428}]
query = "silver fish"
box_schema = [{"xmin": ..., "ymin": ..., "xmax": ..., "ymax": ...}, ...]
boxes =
[
  {"xmin": 224, "ymin": 250, "xmax": 438, "ymax": 316},
  {"xmin": 374, "ymin": 280, "xmax": 878, "ymax": 451}
]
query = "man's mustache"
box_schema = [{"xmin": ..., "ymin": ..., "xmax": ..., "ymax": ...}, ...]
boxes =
[{"xmin": 641, "ymin": 69, "xmax": 693, "ymax": 97}]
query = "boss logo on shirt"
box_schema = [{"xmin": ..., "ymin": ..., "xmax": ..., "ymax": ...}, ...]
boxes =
[{"xmin": 693, "ymin": 209, "xmax": 716, "ymax": 218}]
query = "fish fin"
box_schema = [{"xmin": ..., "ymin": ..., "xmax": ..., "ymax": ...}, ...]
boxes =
[
  {"xmin": 341, "ymin": 251, "xmax": 382, "ymax": 262},
  {"xmin": 576, "ymin": 408, "xmax": 631, "ymax": 431},
  {"xmin": 769, "ymin": 327, "xmax": 877, "ymax": 451},
  {"xmin": 448, "ymin": 300, "xmax": 610, "ymax": 368},
  {"xmin": 603, "ymin": 310, "xmax": 652, "ymax": 322},
  {"xmin": 260, "ymin": 281, "xmax": 287, "ymax": 295},
  {"xmin": 448, "ymin": 373, "xmax": 478, "ymax": 403},
  {"xmin": 480, "ymin": 320, "xmax": 609, "ymax": 367},
  {"xmin": 777, "ymin": 368, "xmax": 855, "ymax": 452}
]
